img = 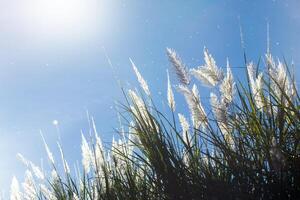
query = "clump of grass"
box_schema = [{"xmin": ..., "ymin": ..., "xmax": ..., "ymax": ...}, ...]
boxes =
[{"xmin": 10, "ymin": 47, "xmax": 300, "ymax": 200}]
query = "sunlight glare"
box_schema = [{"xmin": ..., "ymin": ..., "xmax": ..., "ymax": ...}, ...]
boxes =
[{"xmin": 30, "ymin": 0, "xmax": 97, "ymax": 36}]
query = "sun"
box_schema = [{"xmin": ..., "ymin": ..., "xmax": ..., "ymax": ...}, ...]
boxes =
[
  {"xmin": 36, "ymin": 0, "xmax": 86, "ymax": 27},
  {"xmin": 29, "ymin": 0, "xmax": 94, "ymax": 35}
]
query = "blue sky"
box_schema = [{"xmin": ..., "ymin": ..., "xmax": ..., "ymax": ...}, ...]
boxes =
[{"xmin": 0, "ymin": 0, "xmax": 299, "ymax": 192}]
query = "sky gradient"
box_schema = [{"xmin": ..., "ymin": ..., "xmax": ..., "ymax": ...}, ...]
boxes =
[{"xmin": 0, "ymin": 0, "xmax": 299, "ymax": 193}]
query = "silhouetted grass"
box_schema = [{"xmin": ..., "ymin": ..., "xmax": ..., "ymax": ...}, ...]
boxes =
[{"xmin": 10, "ymin": 49, "xmax": 300, "ymax": 200}]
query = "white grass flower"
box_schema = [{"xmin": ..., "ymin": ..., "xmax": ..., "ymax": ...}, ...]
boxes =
[
  {"xmin": 22, "ymin": 170, "xmax": 36, "ymax": 200},
  {"xmin": 128, "ymin": 90, "xmax": 159, "ymax": 131},
  {"xmin": 40, "ymin": 184, "xmax": 56, "ymax": 200},
  {"xmin": 106, "ymin": 151, "xmax": 112, "ymax": 170},
  {"xmin": 277, "ymin": 62, "xmax": 292, "ymax": 94},
  {"xmin": 95, "ymin": 135, "xmax": 104, "ymax": 164},
  {"xmin": 73, "ymin": 193, "xmax": 80, "ymax": 200},
  {"xmin": 192, "ymin": 84, "xmax": 207, "ymax": 127},
  {"xmin": 91, "ymin": 117, "xmax": 105, "ymax": 170},
  {"xmin": 130, "ymin": 58, "xmax": 151, "ymax": 96},
  {"xmin": 210, "ymin": 93, "xmax": 233, "ymax": 145},
  {"xmin": 182, "ymin": 150, "xmax": 190, "ymax": 167},
  {"xmin": 128, "ymin": 90, "xmax": 147, "ymax": 113},
  {"xmin": 266, "ymin": 53, "xmax": 276, "ymax": 69},
  {"xmin": 57, "ymin": 143, "xmax": 70, "ymax": 174},
  {"xmin": 268, "ymin": 58, "xmax": 293, "ymax": 101},
  {"xmin": 30, "ymin": 162, "xmax": 45, "ymax": 180},
  {"xmin": 166, "ymin": 48, "xmax": 190, "ymax": 85},
  {"xmin": 111, "ymin": 137, "xmax": 121, "ymax": 165},
  {"xmin": 41, "ymin": 132, "xmax": 55, "ymax": 165},
  {"xmin": 127, "ymin": 131, "xmax": 136, "ymax": 159},
  {"xmin": 167, "ymin": 70, "xmax": 175, "ymax": 111},
  {"xmin": 91, "ymin": 117, "xmax": 102, "ymax": 151},
  {"xmin": 128, "ymin": 121, "xmax": 140, "ymax": 145},
  {"xmin": 92, "ymin": 180, "xmax": 99, "ymax": 199},
  {"xmin": 81, "ymin": 134, "xmax": 93, "ymax": 174},
  {"xmin": 51, "ymin": 170, "xmax": 59, "ymax": 182},
  {"xmin": 17, "ymin": 153, "xmax": 45, "ymax": 180},
  {"xmin": 190, "ymin": 48, "xmax": 224, "ymax": 87},
  {"xmin": 79, "ymin": 180, "xmax": 85, "ymax": 194},
  {"xmin": 178, "ymin": 84, "xmax": 207, "ymax": 129},
  {"xmin": 178, "ymin": 113, "xmax": 189, "ymax": 135},
  {"xmin": 178, "ymin": 113, "xmax": 191, "ymax": 145},
  {"xmin": 64, "ymin": 161, "xmax": 71, "ymax": 175},
  {"xmin": 10, "ymin": 176, "xmax": 21, "ymax": 200},
  {"xmin": 210, "ymin": 93, "xmax": 228, "ymax": 129},
  {"xmin": 210, "ymin": 93, "xmax": 227, "ymax": 124},
  {"xmin": 128, "ymin": 90, "xmax": 148, "ymax": 122},
  {"xmin": 247, "ymin": 63, "xmax": 265, "ymax": 110},
  {"xmin": 16, "ymin": 153, "xmax": 30, "ymax": 167},
  {"xmin": 220, "ymin": 59, "xmax": 235, "ymax": 104},
  {"xmin": 202, "ymin": 155, "xmax": 209, "ymax": 166},
  {"xmin": 266, "ymin": 53, "xmax": 295, "ymax": 102}
]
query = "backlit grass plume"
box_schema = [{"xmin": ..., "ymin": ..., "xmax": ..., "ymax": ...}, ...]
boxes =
[{"xmin": 11, "ymin": 46, "xmax": 300, "ymax": 200}]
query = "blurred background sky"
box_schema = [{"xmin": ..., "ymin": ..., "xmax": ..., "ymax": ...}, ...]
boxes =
[{"xmin": 0, "ymin": 0, "xmax": 299, "ymax": 193}]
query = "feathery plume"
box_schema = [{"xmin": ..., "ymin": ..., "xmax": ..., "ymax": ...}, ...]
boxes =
[
  {"xmin": 182, "ymin": 151, "xmax": 190, "ymax": 167},
  {"xmin": 268, "ymin": 58, "xmax": 293, "ymax": 100},
  {"xmin": 178, "ymin": 113, "xmax": 191, "ymax": 145},
  {"xmin": 178, "ymin": 113, "xmax": 189, "ymax": 134},
  {"xmin": 167, "ymin": 70, "xmax": 175, "ymax": 111},
  {"xmin": 111, "ymin": 136, "xmax": 119, "ymax": 164},
  {"xmin": 40, "ymin": 184, "xmax": 56, "ymax": 200},
  {"xmin": 210, "ymin": 93, "xmax": 227, "ymax": 124},
  {"xmin": 22, "ymin": 170, "xmax": 36, "ymax": 200},
  {"xmin": 190, "ymin": 48, "xmax": 224, "ymax": 87},
  {"xmin": 10, "ymin": 176, "xmax": 21, "ymax": 200},
  {"xmin": 220, "ymin": 59, "xmax": 235, "ymax": 104},
  {"xmin": 91, "ymin": 117, "xmax": 105, "ymax": 166},
  {"xmin": 81, "ymin": 134, "xmax": 93, "ymax": 173},
  {"xmin": 73, "ymin": 193, "xmax": 80, "ymax": 200},
  {"xmin": 94, "ymin": 131, "xmax": 105, "ymax": 171},
  {"xmin": 128, "ymin": 89, "xmax": 147, "ymax": 121},
  {"xmin": 129, "ymin": 121, "xmax": 140, "ymax": 145},
  {"xmin": 166, "ymin": 48, "xmax": 190, "ymax": 85},
  {"xmin": 127, "ymin": 129, "xmax": 136, "ymax": 159},
  {"xmin": 247, "ymin": 63, "xmax": 265, "ymax": 110},
  {"xmin": 202, "ymin": 155, "xmax": 209, "ymax": 166},
  {"xmin": 57, "ymin": 143, "xmax": 70, "ymax": 174},
  {"xmin": 128, "ymin": 89, "xmax": 159, "ymax": 131},
  {"xmin": 130, "ymin": 58, "xmax": 151, "ymax": 96},
  {"xmin": 210, "ymin": 93, "xmax": 230, "ymax": 136},
  {"xmin": 30, "ymin": 162, "xmax": 45, "ymax": 180},
  {"xmin": 16, "ymin": 153, "xmax": 30, "ymax": 168},
  {"xmin": 128, "ymin": 90, "xmax": 146, "ymax": 112},
  {"xmin": 266, "ymin": 53, "xmax": 276, "ymax": 70},
  {"xmin": 41, "ymin": 131, "xmax": 55, "ymax": 165},
  {"xmin": 178, "ymin": 84, "xmax": 207, "ymax": 128},
  {"xmin": 50, "ymin": 170, "xmax": 59, "ymax": 183},
  {"xmin": 210, "ymin": 93, "xmax": 234, "ymax": 146}
]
